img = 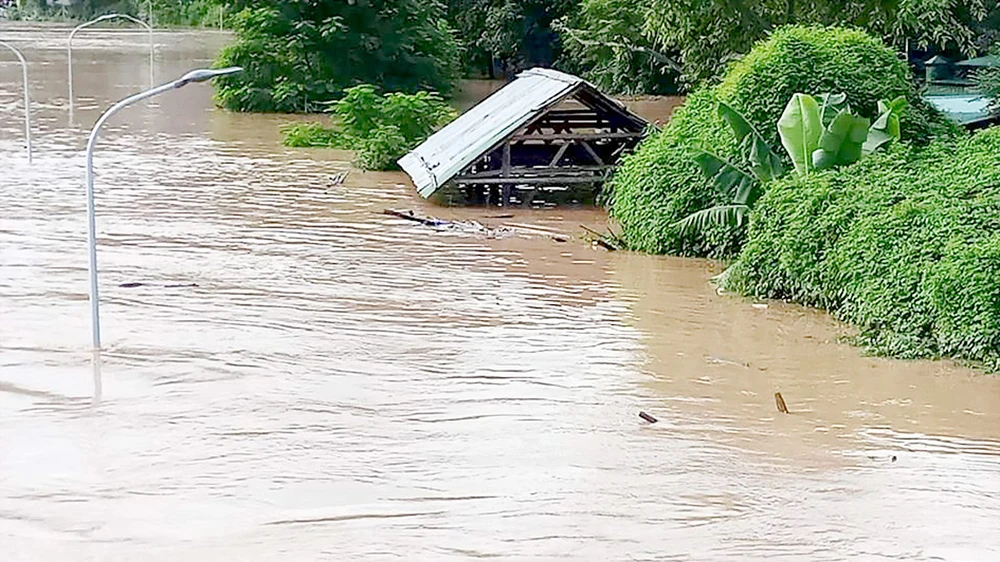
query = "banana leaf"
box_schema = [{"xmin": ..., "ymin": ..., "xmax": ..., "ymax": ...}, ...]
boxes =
[
  {"xmin": 674, "ymin": 204, "xmax": 751, "ymax": 236},
  {"xmin": 717, "ymin": 101, "xmax": 783, "ymax": 181},
  {"xmin": 812, "ymin": 109, "xmax": 871, "ymax": 170},
  {"xmin": 816, "ymin": 92, "xmax": 848, "ymax": 127},
  {"xmin": 692, "ymin": 149, "xmax": 762, "ymax": 205},
  {"xmin": 778, "ymin": 93, "xmax": 823, "ymax": 176},
  {"xmin": 863, "ymin": 96, "xmax": 906, "ymax": 155}
]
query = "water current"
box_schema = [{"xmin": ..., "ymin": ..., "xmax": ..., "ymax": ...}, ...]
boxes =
[{"xmin": 1, "ymin": 25, "xmax": 999, "ymax": 561}]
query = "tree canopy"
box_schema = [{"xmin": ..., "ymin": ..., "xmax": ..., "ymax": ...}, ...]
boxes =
[
  {"xmin": 213, "ymin": 0, "xmax": 461, "ymax": 112},
  {"xmin": 561, "ymin": 0, "xmax": 1000, "ymax": 91}
]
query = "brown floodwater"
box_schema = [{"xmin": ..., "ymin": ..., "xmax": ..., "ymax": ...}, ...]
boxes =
[{"xmin": 1, "ymin": 25, "xmax": 999, "ymax": 561}]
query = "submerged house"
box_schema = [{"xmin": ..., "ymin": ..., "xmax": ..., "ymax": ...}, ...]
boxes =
[{"xmin": 398, "ymin": 68, "xmax": 650, "ymax": 206}]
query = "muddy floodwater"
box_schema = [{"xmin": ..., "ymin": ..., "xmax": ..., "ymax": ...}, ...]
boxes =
[{"xmin": 1, "ymin": 26, "xmax": 999, "ymax": 561}]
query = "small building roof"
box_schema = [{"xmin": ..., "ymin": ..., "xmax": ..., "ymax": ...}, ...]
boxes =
[
  {"xmin": 956, "ymin": 54, "xmax": 1000, "ymax": 68},
  {"xmin": 924, "ymin": 94, "xmax": 996, "ymax": 125},
  {"xmin": 398, "ymin": 68, "xmax": 646, "ymax": 198},
  {"xmin": 925, "ymin": 55, "xmax": 951, "ymax": 66}
]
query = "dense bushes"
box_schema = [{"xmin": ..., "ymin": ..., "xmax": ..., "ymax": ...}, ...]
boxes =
[
  {"xmin": 725, "ymin": 128, "xmax": 1000, "ymax": 370},
  {"xmin": 213, "ymin": 1, "xmax": 461, "ymax": 113},
  {"xmin": 281, "ymin": 85, "xmax": 455, "ymax": 171},
  {"xmin": 608, "ymin": 25, "xmax": 959, "ymax": 257}
]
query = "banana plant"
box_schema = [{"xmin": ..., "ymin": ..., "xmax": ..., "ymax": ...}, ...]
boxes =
[
  {"xmin": 677, "ymin": 94, "xmax": 905, "ymax": 239},
  {"xmin": 779, "ymin": 93, "xmax": 907, "ymax": 173},
  {"xmin": 676, "ymin": 101, "xmax": 783, "ymax": 235}
]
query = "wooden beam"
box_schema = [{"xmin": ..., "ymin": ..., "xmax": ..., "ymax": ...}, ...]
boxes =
[
  {"xmin": 579, "ymin": 140, "xmax": 605, "ymax": 166},
  {"xmin": 511, "ymin": 132, "xmax": 643, "ymax": 142},
  {"xmin": 501, "ymin": 143, "xmax": 512, "ymax": 206},
  {"xmin": 457, "ymin": 165, "xmax": 613, "ymax": 180},
  {"xmin": 549, "ymin": 141, "xmax": 572, "ymax": 167},
  {"xmin": 455, "ymin": 176, "xmax": 608, "ymax": 186}
]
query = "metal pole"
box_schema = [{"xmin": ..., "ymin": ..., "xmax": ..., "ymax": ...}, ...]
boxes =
[
  {"xmin": 68, "ymin": 14, "xmax": 155, "ymax": 124},
  {"xmin": 85, "ymin": 67, "xmax": 241, "ymax": 350},
  {"xmin": 0, "ymin": 41, "xmax": 32, "ymax": 164}
]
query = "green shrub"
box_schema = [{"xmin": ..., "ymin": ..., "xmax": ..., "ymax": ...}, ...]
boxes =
[
  {"xmin": 280, "ymin": 85, "xmax": 455, "ymax": 171},
  {"xmin": 608, "ymin": 25, "xmax": 960, "ymax": 257},
  {"xmin": 281, "ymin": 122, "xmax": 349, "ymax": 148},
  {"xmin": 726, "ymin": 127, "xmax": 1000, "ymax": 370}
]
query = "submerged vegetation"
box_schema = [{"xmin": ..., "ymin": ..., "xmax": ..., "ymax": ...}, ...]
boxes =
[{"xmin": 281, "ymin": 86, "xmax": 455, "ymax": 171}]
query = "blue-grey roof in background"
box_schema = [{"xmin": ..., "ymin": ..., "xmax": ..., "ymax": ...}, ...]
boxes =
[
  {"xmin": 924, "ymin": 94, "xmax": 995, "ymax": 125},
  {"xmin": 398, "ymin": 68, "xmax": 641, "ymax": 198}
]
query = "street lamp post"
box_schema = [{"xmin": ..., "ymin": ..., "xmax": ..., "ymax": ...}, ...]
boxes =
[
  {"xmin": 68, "ymin": 14, "xmax": 154, "ymax": 124},
  {"xmin": 85, "ymin": 67, "xmax": 242, "ymax": 350},
  {"xmin": 0, "ymin": 41, "xmax": 32, "ymax": 163}
]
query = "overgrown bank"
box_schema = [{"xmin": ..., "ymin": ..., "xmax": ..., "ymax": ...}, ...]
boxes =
[
  {"xmin": 607, "ymin": 25, "xmax": 958, "ymax": 257},
  {"xmin": 725, "ymin": 129, "xmax": 1000, "ymax": 371},
  {"xmin": 607, "ymin": 25, "xmax": 1000, "ymax": 371}
]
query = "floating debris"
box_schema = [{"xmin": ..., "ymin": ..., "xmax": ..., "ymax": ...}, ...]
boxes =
[
  {"xmin": 774, "ymin": 392, "xmax": 790, "ymax": 414},
  {"xmin": 638, "ymin": 411, "xmax": 658, "ymax": 424},
  {"xmin": 329, "ymin": 170, "xmax": 349, "ymax": 187},
  {"xmin": 382, "ymin": 209, "xmax": 569, "ymax": 242}
]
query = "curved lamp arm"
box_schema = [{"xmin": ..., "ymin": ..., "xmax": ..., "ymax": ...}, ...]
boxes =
[
  {"xmin": 0, "ymin": 41, "xmax": 32, "ymax": 163},
  {"xmin": 68, "ymin": 14, "xmax": 155, "ymax": 122},
  {"xmin": 85, "ymin": 66, "xmax": 242, "ymax": 349}
]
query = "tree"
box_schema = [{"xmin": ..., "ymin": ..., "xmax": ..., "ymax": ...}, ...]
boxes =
[
  {"xmin": 214, "ymin": 0, "xmax": 461, "ymax": 112},
  {"xmin": 557, "ymin": 0, "xmax": 679, "ymax": 94},
  {"xmin": 561, "ymin": 0, "xmax": 998, "ymax": 91},
  {"xmin": 446, "ymin": 0, "xmax": 579, "ymax": 75}
]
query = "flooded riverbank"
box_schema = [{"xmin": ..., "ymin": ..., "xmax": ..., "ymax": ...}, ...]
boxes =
[{"xmin": 1, "ymin": 25, "xmax": 998, "ymax": 561}]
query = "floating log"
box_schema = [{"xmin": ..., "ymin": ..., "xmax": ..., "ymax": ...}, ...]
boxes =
[
  {"xmin": 382, "ymin": 209, "xmax": 450, "ymax": 227},
  {"xmin": 774, "ymin": 392, "xmax": 790, "ymax": 414}
]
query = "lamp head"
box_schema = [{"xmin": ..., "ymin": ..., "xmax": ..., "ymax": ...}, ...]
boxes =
[{"xmin": 174, "ymin": 67, "xmax": 243, "ymax": 88}]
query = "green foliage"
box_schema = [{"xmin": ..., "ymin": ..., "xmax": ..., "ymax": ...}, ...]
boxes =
[
  {"xmin": 214, "ymin": 1, "xmax": 461, "ymax": 113},
  {"xmin": 778, "ymin": 93, "xmax": 824, "ymax": 175},
  {"xmin": 281, "ymin": 86, "xmax": 455, "ymax": 171},
  {"xmin": 642, "ymin": 0, "xmax": 993, "ymax": 86},
  {"xmin": 281, "ymin": 122, "xmax": 348, "ymax": 148},
  {"xmin": 446, "ymin": 0, "xmax": 578, "ymax": 74},
  {"xmin": 679, "ymin": 92, "xmax": 900, "ymax": 239},
  {"xmin": 557, "ymin": 0, "xmax": 679, "ymax": 95},
  {"xmin": 7, "ymin": 0, "xmax": 228, "ymax": 26},
  {"xmin": 726, "ymin": 127, "xmax": 1000, "ymax": 370},
  {"xmin": 608, "ymin": 25, "xmax": 960, "ymax": 257},
  {"xmin": 775, "ymin": 92, "xmax": 906, "ymax": 173}
]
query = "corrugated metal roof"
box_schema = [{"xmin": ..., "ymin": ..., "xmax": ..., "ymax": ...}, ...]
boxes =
[{"xmin": 398, "ymin": 68, "xmax": 586, "ymax": 198}]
